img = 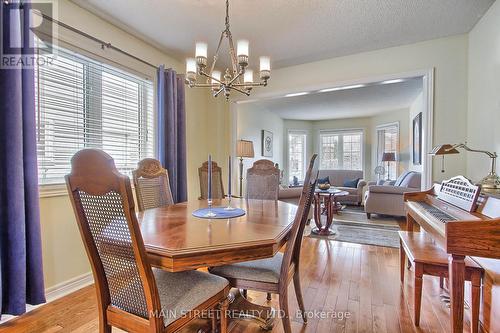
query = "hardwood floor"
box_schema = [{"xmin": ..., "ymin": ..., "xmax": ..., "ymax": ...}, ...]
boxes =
[{"xmin": 0, "ymin": 237, "xmax": 474, "ymax": 333}]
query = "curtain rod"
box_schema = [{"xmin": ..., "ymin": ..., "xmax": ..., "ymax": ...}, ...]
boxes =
[{"xmin": 41, "ymin": 14, "xmax": 158, "ymax": 70}]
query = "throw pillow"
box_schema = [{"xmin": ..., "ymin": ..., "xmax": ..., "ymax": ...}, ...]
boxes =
[
  {"xmin": 394, "ymin": 171, "xmax": 411, "ymax": 186},
  {"xmin": 343, "ymin": 178, "xmax": 360, "ymax": 188},
  {"xmin": 317, "ymin": 176, "xmax": 330, "ymax": 184}
]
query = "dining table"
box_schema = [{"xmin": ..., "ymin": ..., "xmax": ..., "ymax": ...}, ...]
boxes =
[{"xmin": 138, "ymin": 197, "xmax": 298, "ymax": 330}]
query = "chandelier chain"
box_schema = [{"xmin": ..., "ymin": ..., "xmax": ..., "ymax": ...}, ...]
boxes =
[{"xmin": 225, "ymin": 0, "xmax": 230, "ymax": 30}]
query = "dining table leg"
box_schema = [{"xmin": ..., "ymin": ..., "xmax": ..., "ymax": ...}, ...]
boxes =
[
  {"xmin": 228, "ymin": 288, "xmax": 275, "ymax": 330},
  {"xmin": 196, "ymin": 288, "xmax": 274, "ymax": 332}
]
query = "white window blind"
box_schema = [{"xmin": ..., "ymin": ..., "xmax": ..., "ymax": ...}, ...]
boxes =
[
  {"xmin": 319, "ymin": 130, "xmax": 363, "ymax": 170},
  {"xmin": 288, "ymin": 132, "xmax": 307, "ymax": 183},
  {"xmin": 35, "ymin": 46, "xmax": 154, "ymax": 185},
  {"xmin": 376, "ymin": 123, "xmax": 399, "ymax": 180}
]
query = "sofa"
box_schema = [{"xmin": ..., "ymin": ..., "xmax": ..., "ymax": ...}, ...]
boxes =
[
  {"xmin": 364, "ymin": 171, "xmax": 421, "ymax": 218},
  {"xmin": 277, "ymin": 169, "xmax": 366, "ymax": 221},
  {"xmin": 317, "ymin": 169, "xmax": 367, "ymax": 205}
]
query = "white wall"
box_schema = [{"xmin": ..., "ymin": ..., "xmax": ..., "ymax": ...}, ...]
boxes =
[
  {"xmin": 467, "ymin": 0, "xmax": 500, "ymax": 183},
  {"xmin": 240, "ymin": 35, "xmax": 469, "ymax": 182},
  {"xmin": 236, "ymin": 103, "xmax": 285, "ymax": 194}
]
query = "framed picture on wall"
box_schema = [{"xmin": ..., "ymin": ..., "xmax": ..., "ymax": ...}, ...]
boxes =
[
  {"xmin": 261, "ymin": 130, "xmax": 273, "ymax": 157},
  {"xmin": 412, "ymin": 112, "xmax": 422, "ymax": 165}
]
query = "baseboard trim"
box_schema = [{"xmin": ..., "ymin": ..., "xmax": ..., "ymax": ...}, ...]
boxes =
[
  {"xmin": 0, "ymin": 272, "xmax": 94, "ymax": 325},
  {"xmin": 45, "ymin": 272, "xmax": 94, "ymax": 302}
]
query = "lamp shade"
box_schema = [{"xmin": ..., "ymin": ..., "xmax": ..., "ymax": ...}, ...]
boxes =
[
  {"xmin": 236, "ymin": 140, "xmax": 254, "ymax": 158},
  {"xmin": 429, "ymin": 144, "xmax": 460, "ymax": 155},
  {"xmin": 381, "ymin": 152, "xmax": 396, "ymax": 162}
]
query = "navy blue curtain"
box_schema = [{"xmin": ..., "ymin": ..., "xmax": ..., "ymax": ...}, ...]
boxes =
[
  {"xmin": 157, "ymin": 66, "xmax": 187, "ymax": 203},
  {"xmin": 0, "ymin": 0, "xmax": 46, "ymax": 317}
]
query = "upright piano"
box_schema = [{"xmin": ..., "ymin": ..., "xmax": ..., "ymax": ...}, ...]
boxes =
[{"xmin": 404, "ymin": 176, "xmax": 500, "ymax": 333}]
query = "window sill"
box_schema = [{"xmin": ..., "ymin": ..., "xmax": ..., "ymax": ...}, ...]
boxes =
[{"xmin": 39, "ymin": 184, "xmax": 68, "ymax": 198}]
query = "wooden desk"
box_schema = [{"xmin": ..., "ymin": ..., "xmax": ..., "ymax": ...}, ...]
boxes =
[{"xmin": 138, "ymin": 198, "xmax": 297, "ymax": 329}]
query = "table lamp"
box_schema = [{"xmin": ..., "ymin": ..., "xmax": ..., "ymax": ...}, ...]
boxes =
[
  {"xmin": 430, "ymin": 143, "xmax": 499, "ymax": 194},
  {"xmin": 382, "ymin": 152, "xmax": 396, "ymax": 180},
  {"xmin": 236, "ymin": 139, "xmax": 254, "ymax": 197}
]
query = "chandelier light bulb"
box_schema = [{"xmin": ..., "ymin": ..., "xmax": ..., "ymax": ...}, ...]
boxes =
[
  {"xmin": 195, "ymin": 42, "xmax": 208, "ymax": 58},
  {"xmin": 237, "ymin": 40, "xmax": 249, "ymax": 57},
  {"xmin": 244, "ymin": 69, "xmax": 254, "ymax": 83},
  {"xmin": 259, "ymin": 56, "xmax": 270, "ymax": 71},
  {"xmin": 186, "ymin": 58, "xmax": 197, "ymax": 74}
]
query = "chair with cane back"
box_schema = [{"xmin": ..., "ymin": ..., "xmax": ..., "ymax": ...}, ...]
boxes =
[
  {"xmin": 209, "ymin": 154, "xmax": 319, "ymax": 333},
  {"xmin": 199, "ymin": 160, "xmax": 225, "ymax": 200},
  {"xmin": 66, "ymin": 149, "xmax": 230, "ymax": 333},
  {"xmin": 133, "ymin": 158, "xmax": 174, "ymax": 211}
]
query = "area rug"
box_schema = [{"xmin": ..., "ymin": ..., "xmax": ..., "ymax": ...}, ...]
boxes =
[
  {"xmin": 333, "ymin": 205, "xmax": 401, "ymax": 228},
  {"xmin": 305, "ymin": 206, "xmax": 402, "ymax": 248}
]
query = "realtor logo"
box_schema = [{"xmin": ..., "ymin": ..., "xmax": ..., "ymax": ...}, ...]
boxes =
[{"xmin": 1, "ymin": 0, "xmax": 56, "ymax": 69}]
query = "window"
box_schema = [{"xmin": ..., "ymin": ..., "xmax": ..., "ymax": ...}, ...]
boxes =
[
  {"xmin": 319, "ymin": 130, "xmax": 363, "ymax": 170},
  {"xmin": 288, "ymin": 131, "xmax": 307, "ymax": 183},
  {"xmin": 376, "ymin": 123, "xmax": 399, "ymax": 180},
  {"xmin": 35, "ymin": 46, "xmax": 154, "ymax": 185}
]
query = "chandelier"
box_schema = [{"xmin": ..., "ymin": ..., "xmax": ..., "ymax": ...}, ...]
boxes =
[{"xmin": 185, "ymin": 0, "xmax": 271, "ymax": 100}]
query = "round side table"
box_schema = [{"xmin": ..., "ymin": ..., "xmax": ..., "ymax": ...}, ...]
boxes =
[{"xmin": 312, "ymin": 188, "xmax": 349, "ymax": 236}]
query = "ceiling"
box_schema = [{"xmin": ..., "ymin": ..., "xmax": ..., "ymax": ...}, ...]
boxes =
[
  {"xmin": 246, "ymin": 77, "xmax": 423, "ymax": 120},
  {"xmin": 72, "ymin": 0, "xmax": 494, "ymax": 69}
]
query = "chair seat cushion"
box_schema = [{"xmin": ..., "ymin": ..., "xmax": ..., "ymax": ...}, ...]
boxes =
[
  {"xmin": 153, "ymin": 269, "xmax": 228, "ymax": 326},
  {"xmin": 209, "ymin": 253, "xmax": 283, "ymax": 284}
]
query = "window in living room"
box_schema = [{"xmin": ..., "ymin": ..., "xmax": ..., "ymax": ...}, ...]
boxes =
[
  {"xmin": 319, "ymin": 130, "xmax": 363, "ymax": 170},
  {"xmin": 376, "ymin": 122, "xmax": 399, "ymax": 180},
  {"xmin": 35, "ymin": 46, "xmax": 154, "ymax": 185},
  {"xmin": 288, "ymin": 131, "xmax": 307, "ymax": 183}
]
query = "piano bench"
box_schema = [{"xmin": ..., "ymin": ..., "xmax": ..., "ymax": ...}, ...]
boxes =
[{"xmin": 398, "ymin": 231, "xmax": 484, "ymax": 332}]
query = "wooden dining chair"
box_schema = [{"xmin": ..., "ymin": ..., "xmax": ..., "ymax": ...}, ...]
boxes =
[
  {"xmin": 209, "ymin": 154, "xmax": 319, "ymax": 333},
  {"xmin": 133, "ymin": 158, "xmax": 174, "ymax": 211},
  {"xmin": 199, "ymin": 160, "xmax": 225, "ymax": 200},
  {"xmin": 246, "ymin": 159, "xmax": 280, "ymax": 200},
  {"xmin": 245, "ymin": 159, "xmax": 281, "ymax": 300},
  {"xmin": 66, "ymin": 149, "xmax": 230, "ymax": 333}
]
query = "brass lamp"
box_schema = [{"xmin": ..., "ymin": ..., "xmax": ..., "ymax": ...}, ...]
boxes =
[
  {"xmin": 236, "ymin": 139, "xmax": 254, "ymax": 197},
  {"xmin": 429, "ymin": 143, "xmax": 500, "ymax": 194}
]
